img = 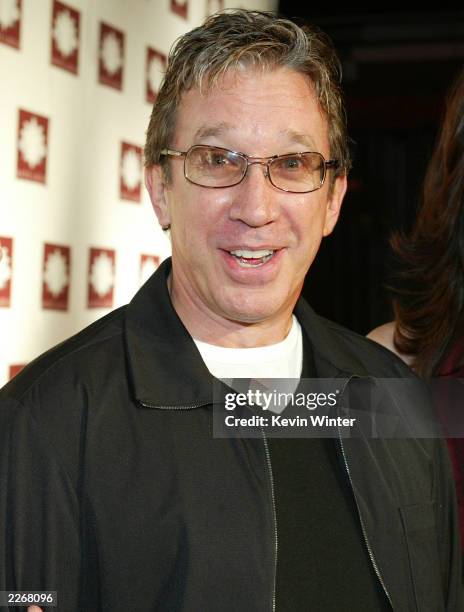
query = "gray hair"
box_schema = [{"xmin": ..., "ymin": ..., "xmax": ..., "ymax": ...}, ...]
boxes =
[{"xmin": 144, "ymin": 9, "xmax": 351, "ymax": 181}]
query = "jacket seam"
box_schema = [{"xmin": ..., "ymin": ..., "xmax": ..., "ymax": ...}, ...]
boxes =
[
  {"xmin": 398, "ymin": 507, "xmax": 420, "ymax": 612},
  {"xmin": 12, "ymin": 329, "xmax": 124, "ymax": 403}
]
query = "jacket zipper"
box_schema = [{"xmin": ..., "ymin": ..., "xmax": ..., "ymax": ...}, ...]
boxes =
[
  {"xmin": 139, "ymin": 402, "xmax": 209, "ymax": 410},
  {"xmin": 260, "ymin": 426, "xmax": 277, "ymax": 612},
  {"xmin": 141, "ymin": 394, "xmax": 391, "ymax": 611},
  {"xmin": 337, "ymin": 378, "xmax": 394, "ymax": 610}
]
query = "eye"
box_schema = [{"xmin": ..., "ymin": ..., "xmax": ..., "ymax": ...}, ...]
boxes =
[
  {"xmin": 209, "ymin": 152, "xmax": 228, "ymax": 166},
  {"xmin": 283, "ymin": 157, "xmax": 301, "ymax": 169},
  {"xmin": 276, "ymin": 156, "xmax": 303, "ymax": 171},
  {"xmin": 200, "ymin": 148, "xmax": 242, "ymax": 172}
]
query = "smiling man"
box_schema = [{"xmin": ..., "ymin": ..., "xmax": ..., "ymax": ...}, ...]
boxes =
[
  {"xmin": 1, "ymin": 10, "xmax": 462, "ymax": 612},
  {"xmin": 146, "ymin": 66, "xmax": 346, "ymax": 346}
]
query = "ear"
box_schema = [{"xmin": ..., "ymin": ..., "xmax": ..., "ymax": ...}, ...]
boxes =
[
  {"xmin": 323, "ymin": 174, "xmax": 347, "ymax": 237},
  {"xmin": 145, "ymin": 165, "xmax": 171, "ymax": 229}
]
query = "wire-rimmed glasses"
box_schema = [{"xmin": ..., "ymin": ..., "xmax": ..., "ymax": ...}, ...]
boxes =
[{"xmin": 160, "ymin": 145, "xmax": 339, "ymax": 193}]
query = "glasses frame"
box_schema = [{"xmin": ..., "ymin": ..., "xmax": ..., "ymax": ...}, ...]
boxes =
[{"xmin": 160, "ymin": 145, "xmax": 339, "ymax": 193}]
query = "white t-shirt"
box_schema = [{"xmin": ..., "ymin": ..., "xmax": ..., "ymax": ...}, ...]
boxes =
[{"xmin": 193, "ymin": 315, "xmax": 303, "ymax": 380}]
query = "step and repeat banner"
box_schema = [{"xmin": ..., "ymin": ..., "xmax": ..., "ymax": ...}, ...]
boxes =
[{"xmin": 0, "ymin": 0, "xmax": 277, "ymax": 385}]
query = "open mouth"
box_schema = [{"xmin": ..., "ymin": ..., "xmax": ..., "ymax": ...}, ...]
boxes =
[{"xmin": 228, "ymin": 249, "xmax": 276, "ymax": 267}]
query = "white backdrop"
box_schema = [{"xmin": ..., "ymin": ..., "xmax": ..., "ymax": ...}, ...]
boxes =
[{"xmin": 0, "ymin": 0, "xmax": 278, "ymax": 385}]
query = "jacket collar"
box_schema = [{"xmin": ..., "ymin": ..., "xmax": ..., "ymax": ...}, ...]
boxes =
[
  {"xmin": 125, "ymin": 258, "xmax": 214, "ymax": 407},
  {"xmin": 125, "ymin": 257, "xmax": 371, "ymax": 408},
  {"xmin": 293, "ymin": 299, "xmax": 372, "ymax": 379}
]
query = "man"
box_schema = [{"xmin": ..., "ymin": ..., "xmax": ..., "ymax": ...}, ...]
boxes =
[{"xmin": 1, "ymin": 10, "xmax": 462, "ymax": 612}]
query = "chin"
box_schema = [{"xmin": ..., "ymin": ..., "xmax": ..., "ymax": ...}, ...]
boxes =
[{"xmin": 217, "ymin": 290, "xmax": 290, "ymax": 324}]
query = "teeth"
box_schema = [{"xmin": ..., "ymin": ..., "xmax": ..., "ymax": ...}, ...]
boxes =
[
  {"xmin": 230, "ymin": 249, "xmax": 274, "ymax": 258},
  {"xmin": 228, "ymin": 248, "xmax": 276, "ymax": 268}
]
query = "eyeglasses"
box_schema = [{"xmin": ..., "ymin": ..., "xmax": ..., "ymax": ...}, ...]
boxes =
[{"xmin": 160, "ymin": 145, "xmax": 339, "ymax": 193}]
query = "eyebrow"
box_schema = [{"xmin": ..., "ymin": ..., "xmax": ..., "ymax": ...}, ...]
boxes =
[
  {"xmin": 193, "ymin": 122, "xmax": 236, "ymax": 142},
  {"xmin": 281, "ymin": 129, "xmax": 317, "ymax": 150}
]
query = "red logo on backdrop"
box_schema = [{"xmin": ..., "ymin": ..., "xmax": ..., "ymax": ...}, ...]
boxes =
[
  {"xmin": 0, "ymin": 237, "xmax": 13, "ymax": 308},
  {"xmin": 0, "ymin": 0, "xmax": 21, "ymax": 49},
  {"xmin": 171, "ymin": 0, "xmax": 188, "ymax": 19},
  {"xmin": 206, "ymin": 0, "xmax": 224, "ymax": 16},
  {"xmin": 120, "ymin": 142, "xmax": 142, "ymax": 202},
  {"xmin": 140, "ymin": 254, "xmax": 160, "ymax": 286},
  {"xmin": 146, "ymin": 48, "xmax": 166, "ymax": 104},
  {"xmin": 17, "ymin": 109, "xmax": 49, "ymax": 184},
  {"xmin": 9, "ymin": 364, "xmax": 25, "ymax": 380},
  {"xmin": 98, "ymin": 22, "xmax": 124, "ymax": 91},
  {"xmin": 51, "ymin": 0, "xmax": 80, "ymax": 74},
  {"xmin": 87, "ymin": 247, "xmax": 115, "ymax": 308},
  {"xmin": 42, "ymin": 243, "xmax": 71, "ymax": 310}
]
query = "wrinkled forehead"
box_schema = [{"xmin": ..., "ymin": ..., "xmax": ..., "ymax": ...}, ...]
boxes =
[{"xmin": 172, "ymin": 66, "xmax": 328, "ymax": 151}]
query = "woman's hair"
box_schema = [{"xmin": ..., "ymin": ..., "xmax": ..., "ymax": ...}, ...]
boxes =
[
  {"xmin": 390, "ymin": 69, "xmax": 464, "ymax": 377},
  {"xmin": 144, "ymin": 9, "xmax": 351, "ymax": 182}
]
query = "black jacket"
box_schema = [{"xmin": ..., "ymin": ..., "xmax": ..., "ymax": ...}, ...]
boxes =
[{"xmin": 0, "ymin": 258, "xmax": 462, "ymax": 611}]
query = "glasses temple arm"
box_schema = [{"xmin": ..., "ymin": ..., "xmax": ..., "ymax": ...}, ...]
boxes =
[{"xmin": 160, "ymin": 149, "xmax": 185, "ymax": 157}]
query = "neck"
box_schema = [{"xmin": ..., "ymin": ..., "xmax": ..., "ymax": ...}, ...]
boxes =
[{"xmin": 167, "ymin": 272, "xmax": 295, "ymax": 348}]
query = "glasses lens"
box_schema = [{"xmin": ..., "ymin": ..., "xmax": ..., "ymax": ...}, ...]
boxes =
[
  {"xmin": 185, "ymin": 146, "xmax": 246, "ymax": 187},
  {"xmin": 269, "ymin": 152, "xmax": 325, "ymax": 193}
]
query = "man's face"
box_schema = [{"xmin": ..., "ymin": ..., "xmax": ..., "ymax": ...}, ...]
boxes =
[{"xmin": 146, "ymin": 67, "xmax": 346, "ymax": 336}]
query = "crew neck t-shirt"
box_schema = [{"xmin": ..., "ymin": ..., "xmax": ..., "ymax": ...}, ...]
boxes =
[{"xmin": 193, "ymin": 314, "xmax": 302, "ymax": 380}]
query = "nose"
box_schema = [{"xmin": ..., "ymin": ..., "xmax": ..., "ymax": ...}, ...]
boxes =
[{"xmin": 228, "ymin": 162, "xmax": 281, "ymax": 227}]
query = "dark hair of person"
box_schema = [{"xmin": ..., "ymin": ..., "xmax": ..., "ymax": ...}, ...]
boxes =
[{"xmin": 389, "ymin": 69, "xmax": 464, "ymax": 378}]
